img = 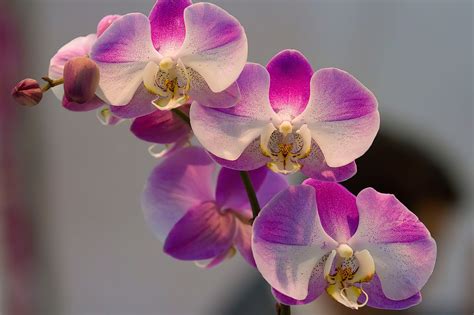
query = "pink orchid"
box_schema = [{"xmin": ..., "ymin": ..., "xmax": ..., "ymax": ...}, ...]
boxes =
[
  {"xmin": 191, "ymin": 50, "xmax": 379, "ymax": 181},
  {"xmin": 91, "ymin": 0, "xmax": 247, "ymax": 112},
  {"xmin": 252, "ymin": 180, "xmax": 436, "ymax": 310},
  {"xmin": 142, "ymin": 146, "xmax": 287, "ymax": 268}
]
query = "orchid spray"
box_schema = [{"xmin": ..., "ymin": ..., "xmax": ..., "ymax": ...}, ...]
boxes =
[{"xmin": 12, "ymin": 0, "xmax": 436, "ymax": 314}]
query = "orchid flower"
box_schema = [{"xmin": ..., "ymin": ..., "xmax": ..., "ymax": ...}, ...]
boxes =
[
  {"xmin": 142, "ymin": 146, "xmax": 288, "ymax": 268},
  {"xmin": 91, "ymin": 0, "xmax": 247, "ymax": 113},
  {"xmin": 191, "ymin": 50, "xmax": 379, "ymax": 181},
  {"xmin": 252, "ymin": 179, "xmax": 436, "ymax": 310}
]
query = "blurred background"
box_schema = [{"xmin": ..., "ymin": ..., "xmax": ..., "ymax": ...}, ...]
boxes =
[{"xmin": 1, "ymin": 0, "xmax": 472, "ymax": 314}]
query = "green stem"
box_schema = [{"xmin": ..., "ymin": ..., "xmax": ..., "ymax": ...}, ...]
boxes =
[
  {"xmin": 171, "ymin": 108, "xmax": 191, "ymax": 126},
  {"xmin": 41, "ymin": 76, "xmax": 64, "ymax": 92},
  {"xmin": 239, "ymin": 171, "xmax": 261, "ymax": 220}
]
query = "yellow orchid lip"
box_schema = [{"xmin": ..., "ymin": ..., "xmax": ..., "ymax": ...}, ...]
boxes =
[
  {"xmin": 260, "ymin": 122, "xmax": 312, "ymax": 174},
  {"xmin": 143, "ymin": 58, "xmax": 191, "ymax": 110},
  {"xmin": 324, "ymin": 247, "xmax": 376, "ymax": 310}
]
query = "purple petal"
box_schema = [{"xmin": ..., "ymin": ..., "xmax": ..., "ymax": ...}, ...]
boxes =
[
  {"xmin": 131, "ymin": 105, "xmax": 191, "ymax": 144},
  {"xmin": 62, "ymin": 95, "xmax": 103, "ymax": 112},
  {"xmin": 363, "ymin": 274, "xmax": 422, "ymax": 310},
  {"xmin": 252, "ymin": 185, "xmax": 336, "ymax": 300},
  {"xmin": 189, "ymin": 77, "xmax": 240, "ymax": 109},
  {"xmin": 177, "ymin": 2, "xmax": 247, "ymax": 92},
  {"xmin": 91, "ymin": 13, "xmax": 161, "ymax": 105},
  {"xmin": 254, "ymin": 169, "xmax": 290, "ymax": 209},
  {"xmin": 190, "ymin": 63, "xmax": 274, "ymax": 161},
  {"xmin": 303, "ymin": 179, "xmax": 359, "ymax": 243},
  {"xmin": 142, "ymin": 146, "xmax": 216, "ymax": 242},
  {"xmin": 109, "ymin": 85, "xmax": 157, "ymax": 119},
  {"xmin": 149, "ymin": 0, "xmax": 191, "ymax": 56},
  {"xmin": 273, "ymin": 254, "xmax": 329, "ymax": 305},
  {"xmin": 215, "ymin": 166, "xmax": 288, "ymax": 217},
  {"xmin": 210, "ymin": 138, "xmax": 269, "ymax": 171},
  {"xmin": 91, "ymin": 13, "xmax": 158, "ymax": 63},
  {"xmin": 234, "ymin": 222, "xmax": 256, "ymax": 267},
  {"xmin": 301, "ymin": 141, "xmax": 357, "ymax": 182},
  {"xmin": 296, "ymin": 68, "xmax": 379, "ymax": 167},
  {"xmin": 348, "ymin": 188, "xmax": 437, "ymax": 301},
  {"xmin": 215, "ymin": 167, "xmax": 266, "ymax": 213},
  {"xmin": 267, "ymin": 50, "xmax": 313, "ymax": 118},
  {"xmin": 49, "ymin": 34, "xmax": 97, "ymax": 100},
  {"xmin": 164, "ymin": 201, "xmax": 236, "ymax": 260}
]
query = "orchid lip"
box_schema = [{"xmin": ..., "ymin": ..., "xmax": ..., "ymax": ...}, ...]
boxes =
[
  {"xmin": 143, "ymin": 58, "xmax": 191, "ymax": 110},
  {"xmin": 260, "ymin": 122, "xmax": 312, "ymax": 174},
  {"xmin": 325, "ymin": 246, "xmax": 375, "ymax": 309}
]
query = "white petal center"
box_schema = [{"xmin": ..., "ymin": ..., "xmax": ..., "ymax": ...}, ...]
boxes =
[
  {"xmin": 260, "ymin": 122, "xmax": 312, "ymax": 174},
  {"xmin": 143, "ymin": 58, "xmax": 191, "ymax": 110}
]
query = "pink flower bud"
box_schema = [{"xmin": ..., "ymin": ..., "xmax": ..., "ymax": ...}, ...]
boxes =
[
  {"xmin": 96, "ymin": 15, "xmax": 122, "ymax": 37},
  {"xmin": 11, "ymin": 78, "xmax": 43, "ymax": 107},
  {"xmin": 63, "ymin": 57, "xmax": 100, "ymax": 104}
]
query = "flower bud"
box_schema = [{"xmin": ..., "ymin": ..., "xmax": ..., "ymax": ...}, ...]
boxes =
[
  {"xmin": 96, "ymin": 15, "xmax": 122, "ymax": 37},
  {"xmin": 11, "ymin": 78, "xmax": 43, "ymax": 107},
  {"xmin": 63, "ymin": 57, "xmax": 100, "ymax": 104}
]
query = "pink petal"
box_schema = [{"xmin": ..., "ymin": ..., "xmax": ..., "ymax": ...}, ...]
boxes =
[
  {"xmin": 62, "ymin": 95, "xmax": 103, "ymax": 112},
  {"xmin": 234, "ymin": 222, "xmax": 255, "ymax": 267},
  {"xmin": 296, "ymin": 68, "xmax": 379, "ymax": 167},
  {"xmin": 142, "ymin": 146, "xmax": 216, "ymax": 242},
  {"xmin": 300, "ymin": 141, "xmax": 357, "ymax": 182},
  {"xmin": 215, "ymin": 167, "xmax": 266, "ymax": 213},
  {"xmin": 130, "ymin": 105, "xmax": 191, "ymax": 144},
  {"xmin": 91, "ymin": 13, "xmax": 161, "ymax": 105},
  {"xmin": 348, "ymin": 188, "xmax": 437, "ymax": 301},
  {"xmin": 363, "ymin": 274, "xmax": 422, "ymax": 310},
  {"xmin": 303, "ymin": 179, "xmax": 359, "ymax": 243},
  {"xmin": 149, "ymin": 0, "xmax": 191, "ymax": 56},
  {"xmin": 267, "ymin": 49, "xmax": 313, "ymax": 117},
  {"xmin": 215, "ymin": 166, "xmax": 288, "ymax": 218},
  {"xmin": 189, "ymin": 78, "xmax": 240, "ymax": 109},
  {"xmin": 272, "ymin": 254, "xmax": 329, "ymax": 305},
  {"xmin": 96, "ymin": 14, "xmax": 122, "ymax": 38},
  {"xmin": 209, "ymin": 139, "xmax": 269, "ymax": 171},
  {"xmin": 252, "ymin": 186, "xmax": 336, "ymax": 300},
  {"xmin": 177, "ymin": 2, "xmax": 247, "ymax": 92},
  {"xmin": 109, "ymin": 85, "xmax": 157, "ymax": 119},
  {"xmin": 190, "ymin": 63, "xmax": 274, "ymax": 161},
  {"xmin": 164, "ymin": 201, "xmax": 236, "ymax": 260}
]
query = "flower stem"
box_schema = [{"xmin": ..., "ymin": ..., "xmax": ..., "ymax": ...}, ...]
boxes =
[
  {"xmin": 41, "ymin": 76, "xmax": 64, "ymax": 92},
  {"xmin": 276, "ymin": 303, "xmax": 291, "ymax": 315},
  {"xmin": 239, "ymin": 171, "xmax": 261, "ymax": 220},
  {"xmin": 171, "ymin": 108, "xmax": 191, "ymax": 126}
]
